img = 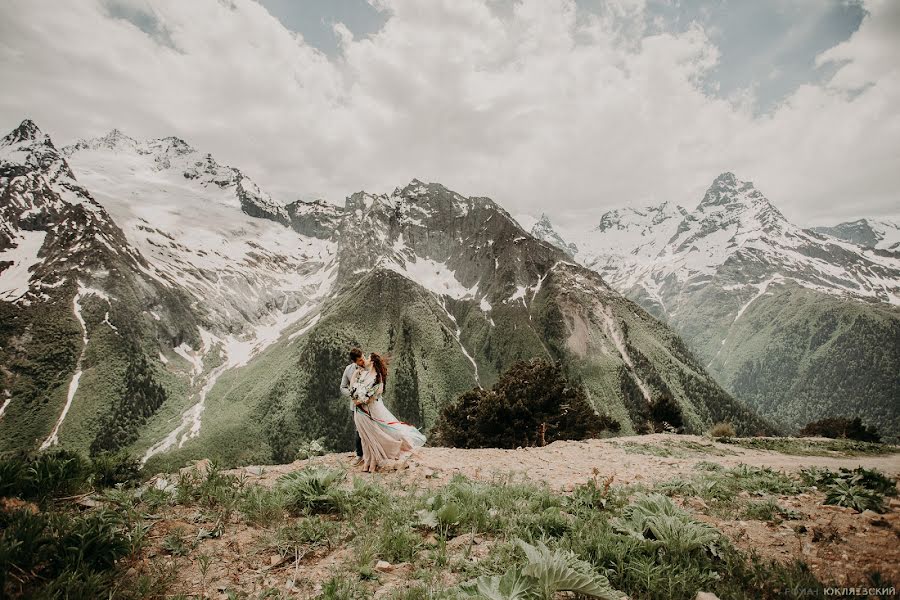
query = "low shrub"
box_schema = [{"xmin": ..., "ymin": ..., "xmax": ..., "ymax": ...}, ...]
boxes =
[
  {"xmin": 0, "ymin": 450, "xmax": 91, "ymax": 501},
  {"xmin": 91, "ymin": 452, "xmax": 143, "ymax": 489},
  {"xmin": 239, "ymin": 484, "xmax": 285, "ymax": 526},
  {"xmin": 709, "ymin": 422, "xmax": 736, "ymax": 438},
  {"xmin": 276, "ymin": 516, "xmax": 342, "ymax": 556},
  {"xmin": 277, "ymin": 467, "xmax": 347, "ymax": 515},
  {"xmin": 0, "ymin": 449, "xmax": 143, "ymax": 502},
  {"xmin": 460, "ymin": 539, "xmax": 625, "ymax": 600},
  {"xmin": 801, "ymin": 467, "xmax": 897, "ymax": 513},
  {"xmin": 296, "ymin": 438, "xmax": 328, "ymax": 461}
]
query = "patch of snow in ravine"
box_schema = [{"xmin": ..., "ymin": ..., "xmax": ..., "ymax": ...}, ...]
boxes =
[{"xmin": 40, "ymin": 284, "xmax": 98, "ymax": 449}]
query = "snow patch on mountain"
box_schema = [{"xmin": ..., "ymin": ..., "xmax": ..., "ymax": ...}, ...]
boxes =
[
  {"xmin": 439, "ymin": 299, "xmax": 481, "ymax": 386},
  {"xmin": 597, "ymin": 303, "xmax": 651, "ymax": 403},
  {"xmin": 733, "ymin": 274, "xmax": 785, "ymax": 322},
  {"xmin": 402, "ymin": 256, "xmax": 477, "ymax": 300},
  {"xmin": 0, "ymin": 230, "xmax": 47, "ymax": 301}
]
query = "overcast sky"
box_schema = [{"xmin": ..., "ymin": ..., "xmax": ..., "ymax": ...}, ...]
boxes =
[{"xmin": 1, "ymin": 0, "xmax": 897, "ymax": 227}]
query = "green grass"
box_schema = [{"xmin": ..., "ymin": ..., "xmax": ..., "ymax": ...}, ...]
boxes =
[
  {"xmin": 617, "ymin": 439, "xmax": 739, "ymax": 458},
  {"xmin": 743, "ymin": 498, "xmax": 800, "ymax": 523},
  {"xmin": 719, "ymin": 437, "xmax": 899, "ymax": 456},
  {"xmin": 239, "ymin": 483, "xmax": 286, "ymax": 526},
  {"xmin": 663, "ymin": 463, "xmax": 802, "ymax": 499}
]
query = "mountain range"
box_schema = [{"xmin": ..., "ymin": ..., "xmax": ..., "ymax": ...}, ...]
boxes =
[
  {"xmin": 0, "ymin": 120, "xmax": 768, "ymax": 469},
  {"xmin": 529, "ymin": 173, "xmax": 900, "ymax": 440}
]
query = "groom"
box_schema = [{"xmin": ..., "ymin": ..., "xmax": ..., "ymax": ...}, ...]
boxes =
[{"xmin": 340, "ymin": 347, "xmax": 366, "ymax": 463}]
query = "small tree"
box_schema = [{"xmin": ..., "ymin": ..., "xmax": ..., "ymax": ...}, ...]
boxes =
[{"xmin": 434, "ymin": 359, "xmax": 619, "ymax": 448}]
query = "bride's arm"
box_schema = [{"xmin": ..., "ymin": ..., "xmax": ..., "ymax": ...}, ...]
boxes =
[{"xmin": 369, "ymin": 382, "xmax": 384, "ymax": 403}]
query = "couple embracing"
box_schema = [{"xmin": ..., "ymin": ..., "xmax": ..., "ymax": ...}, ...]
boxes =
[{"xmin": 339, "ymin": 348, "xmax": 426, "ymax": 473}]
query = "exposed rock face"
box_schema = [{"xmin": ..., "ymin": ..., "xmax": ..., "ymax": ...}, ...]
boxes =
[{"xmin": 813, "ymin": 218, "xmax": 900, "ymax": 251}]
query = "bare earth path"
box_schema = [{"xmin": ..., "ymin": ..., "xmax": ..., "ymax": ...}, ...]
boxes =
[{"xmin": 229, "ymin": 434, "xmax": 900, "ymax": 491}]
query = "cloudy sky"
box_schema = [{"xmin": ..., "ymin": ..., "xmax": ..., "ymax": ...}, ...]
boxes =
[{"xmin": 0, "ymin": 0, "xmax": 897, "ymax": 227}]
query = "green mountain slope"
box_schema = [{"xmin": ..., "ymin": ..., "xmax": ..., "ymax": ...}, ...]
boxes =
[{"xmin": 700, "ymin": 284, "xmax": 900, "ymax": 438}]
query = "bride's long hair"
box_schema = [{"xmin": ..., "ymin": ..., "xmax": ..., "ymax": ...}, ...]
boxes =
[{"xmin": 370, "ymin": 352, "xmax": 388, "ymax": 385}]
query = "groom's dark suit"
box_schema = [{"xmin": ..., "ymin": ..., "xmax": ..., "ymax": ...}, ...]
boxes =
[{"xmin": 340, "ymin": 363, "xmax": 364, "ymax": 457}]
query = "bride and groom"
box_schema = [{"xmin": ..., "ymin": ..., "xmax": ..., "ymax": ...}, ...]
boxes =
[{"xmin": 339, "ymin": 348, "xmax": 426, "ymax": 473}]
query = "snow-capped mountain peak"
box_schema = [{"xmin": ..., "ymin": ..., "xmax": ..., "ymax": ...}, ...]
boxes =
[
  {"xmin": 59, "ymin": 127, "xmax": 337, "ymax": 335},
  {"xmin": 686, "ymin": 172, "xmax": 789, "ymax": 239},
  {"xmin": 532, "ymin": 213, "xmax": 578, "ymax": 257},
  {"xmin": 531, "ymin": 171, "xmax": 900, "ymax": 308},
  {"xmin": 595, "ymin": 202, "xmax": 686, "ymax": 234}
]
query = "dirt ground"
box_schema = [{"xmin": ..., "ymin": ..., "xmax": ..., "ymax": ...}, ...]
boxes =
[
  {"xmin": 142, "ymin": 435, "xmax": 900, "ymax": 597},
  {"xmin": 227, "ymin": 434, "xmax": 900, "ymax": 492}
]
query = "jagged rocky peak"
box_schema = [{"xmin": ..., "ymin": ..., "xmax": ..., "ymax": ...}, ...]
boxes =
[
  {"xmin": 62, "ymin": 127, "xmax": 304, "ymax": 231},
  {"xmin": 700, "ymin": 172, "xmax": 752, "ymax": 207},
  {"xmin": 97, "ymin": 128, "xmax": 138, "ymax": 150},
  {"xmin": 392, "ymin": 178, "xmax": 512, "ymax": 219},
  {"xmin": 688, "ymin": 172, "xmax": 789, "ymax": 236},
  {"xmin": 0, "ymin": 119, "xmax": 91, "ymax": 200},
  {"xmin": 285, "ymin": 198, "xmax": 344, "ymax": 239},
  {"xmin": 531, "ymin": 213, "xmax": 578, "ymax": 257},
  {"xmin": 3, "ymin": 118, "xmax": 46, "ymax": 145},
  {"xmin": 698, "ymin": 172, "xmax": 777, "ymax": 212},
  {"xmin": 532, "ymin": 213, "xmax": 555, "ymax": 235},
  {"xmin": 62, "ymin": 128, "xmax": 133, "ymax": 156},
  {"xmin": 153, "ymin": 135, "xmax": 194, "ymax": 155},
  {"xmin": 2, "ymin": 119, "xmax": 57, "ymax": 161}
]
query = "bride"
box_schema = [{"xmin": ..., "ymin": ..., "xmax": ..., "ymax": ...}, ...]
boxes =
[{"xmin": 350, "ymin": 353, "xmax": 426, "ymax": 473}]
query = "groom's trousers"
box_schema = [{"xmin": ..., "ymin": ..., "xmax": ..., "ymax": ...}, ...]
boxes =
[{"xmin": 355, "ymin": 430, "xmax": 363, "ymax": 457}]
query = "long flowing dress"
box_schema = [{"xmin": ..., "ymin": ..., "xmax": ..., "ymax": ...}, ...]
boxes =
[{"xmin": 351, "ymin": 368, "xmax": 426, "ymax": 472}]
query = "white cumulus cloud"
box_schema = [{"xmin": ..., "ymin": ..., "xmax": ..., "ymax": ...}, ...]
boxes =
[{"xmin": 0, "ymin": 0, "xmax": 896, "ymax": 226}]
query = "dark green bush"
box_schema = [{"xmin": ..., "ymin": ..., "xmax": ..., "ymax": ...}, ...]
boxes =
[
  {"xmin": 0, "ymin": 450, "xmax": 92, "ymax": 501},
  {"xmin": 434, "ymin": 359, "xmax": 619, "ymax": 448},
  {"xmin": 799, "ymin": 417, "xmax": 881, "ymax": 443},
  {"xmin": 0, "ymin": 450, "xmax": 143, "ymax": 501},
  {"xmin": 277, "ymin": 467, "xmax": 347, "ymax": 515},
  {"xmin": 90, "ymin": 452, "xmax": 143, "ymax": 489}
]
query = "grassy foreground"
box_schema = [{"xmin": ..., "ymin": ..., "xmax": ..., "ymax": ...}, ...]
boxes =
[{"xmin": 2, "ymin": 442, "xmax": 898, "ymax": 599}]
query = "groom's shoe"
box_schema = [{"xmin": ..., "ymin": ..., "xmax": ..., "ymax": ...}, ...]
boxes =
[{"xmin": 351, "ymin": 457, "xmax": 363, "ymax": 467}]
